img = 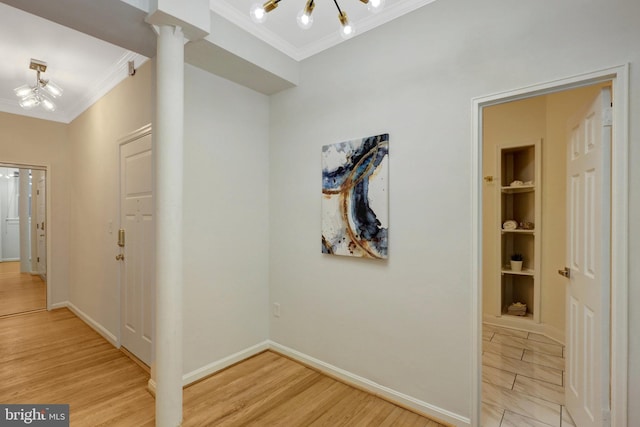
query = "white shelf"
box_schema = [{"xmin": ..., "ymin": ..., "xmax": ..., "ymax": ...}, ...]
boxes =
[
  {"xmin": 501, "ymin": 185, "xmax": 535, "ymax": 194},
  {"xmin": 495, "ymin": 139, "xmax": 542, "ymax": 324},
  {"xmin": 501, "ymin": 229, "xmax": 535, "ymax": 234},
  {"xmin": 501, "ymin": 312, "xmax": 534, "ymax": 320},
  {"xmin": 502, "ymin": 268, "xmax": 534, "ymax": 276}
]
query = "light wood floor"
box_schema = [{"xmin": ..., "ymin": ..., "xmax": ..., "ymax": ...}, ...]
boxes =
[
  {"xmin": 0, "ymin": 309, "xmax": 444, "ymax": 426},
  {"xmin": 0, "ymin": 261, "xmax": 46, "ymax": 317}
]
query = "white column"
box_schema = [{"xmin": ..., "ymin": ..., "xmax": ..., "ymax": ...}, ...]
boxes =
[
  {"xmin": 155, "ymin": 24, "xmax": 185, "ymax": 427},
  {"xmin": 18, "ymin": 169, "xmax": 30, "ymax": 273}
]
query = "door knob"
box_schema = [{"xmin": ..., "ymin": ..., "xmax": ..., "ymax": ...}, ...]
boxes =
[
  {"xmin": 115, "ymin": 254, "xmax": 124, "ymax": 261},
  {"xmin": 558, "ymin": 267, "xmax": 571, "ymax": 278}
]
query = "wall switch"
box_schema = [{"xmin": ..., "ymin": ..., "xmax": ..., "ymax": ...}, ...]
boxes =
[{"xmin": 273, "ymin": 303, "xmax": 281, "ymax": 318}]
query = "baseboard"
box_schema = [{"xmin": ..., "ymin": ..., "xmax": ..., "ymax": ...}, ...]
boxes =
[
  {"xmin": 542, "ymin": 323, "xmax": 565, "ymax": 345},
  {"xmin": 268, "ymin": 341, "xmax": 469, "ymax": 427},
  {"xmin": 182, "ymin": 340, "xmax": 270, "ymax": 387},
  {"xmin": 66, "ymin": 301, "xmax": 119, "ymax": 347},
  {"xmin": 49, "ymin": 301, "xmax": 69, "ymax": 310},
  {"xmin": 147, "ymin": 379, "xmax": 156, "ymax": 397},
  {"xmin": 483, "ymin": 314, "xmax": 565, "ymax": 345}
]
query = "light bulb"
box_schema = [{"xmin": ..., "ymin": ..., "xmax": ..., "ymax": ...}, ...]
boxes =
[
  {"xmin": 297, "ymin": 10, "xmax": 313, "ymax": 29},
  {"xmin": 19, "ymin": 96, "xmax": 38, "ymax": 109},
  {"xmin": 338, "ymin": 12, "xmax": 355, "ymax": 39},
  {"xmin": 340, "ymin": 22, "xmax": 355, "ymax": 39},
  {"xmin": 250, "ymin": 3, "xmax": 267, "ymax": 23},
  {"xmin": 43, "ymin": 80, "xmax": 63, "ymax": 98},
  {"xmin": 367, "ymin": 0, "xmax": 385, "ymax": 13},
  {"xmin": 14, "ymin": 85, "xmax": 33, "ymax": 98},
  {"xmin": 41, "ymin": 98, "xmax": 56, "ymax": 112},
  {"xmin": 297, "ymin": 0, "xmax": 315, "ymax": 30}
]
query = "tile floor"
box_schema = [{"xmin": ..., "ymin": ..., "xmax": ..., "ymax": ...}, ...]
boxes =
[{"xmin": 481, "ymin": 323, "xmax": 575, "ymax": 427}]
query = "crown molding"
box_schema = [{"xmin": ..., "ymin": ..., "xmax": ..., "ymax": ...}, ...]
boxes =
[
  {"xmin": 0, "ymin": 52, "xmax": 148, "ymax": 124},
  {"xmin": 64, "ymin": 52, "xmax": 149, "ymax": 123},
  {"xmin": 0, "ymin": 97, "xmax": 68, "ymax": 123},
  {"xmin": 210, "ymin": 0, "xmax": 437, "ymax": 62},
  {"xmin": 209, "ymin": 0, "xmax": 302, "ymax": 60}
]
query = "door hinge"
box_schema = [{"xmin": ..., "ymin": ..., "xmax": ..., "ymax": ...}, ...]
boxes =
[{"xmin": 37, "ymin": 257, "xmax": 40, "ymax": 262}]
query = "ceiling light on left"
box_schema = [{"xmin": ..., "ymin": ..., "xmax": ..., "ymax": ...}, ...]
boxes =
[
  {"xmin": 250, "ymin": 0, "xmax": 280, "ymax": 23},
  {"xmin": 14, "ymin": 59, "xmax": 63, "ymax": 112}
]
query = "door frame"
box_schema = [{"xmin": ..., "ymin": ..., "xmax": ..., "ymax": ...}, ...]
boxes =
[
  {"xmin": 470, "ymin": 65, "xmax": 629, "ymax": 426},
  {"xmin": 0, "ymin": 161, "xmax": 51, "ymax": 311}
]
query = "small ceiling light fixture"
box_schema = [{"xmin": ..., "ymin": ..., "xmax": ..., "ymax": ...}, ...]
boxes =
[
  {"xmin": 250, "ymin": 0, "xmax": 385, "ymax": 36},
  {"xmin": 14, "ymin": 59, "xmax": 63, "ymax": 112}
]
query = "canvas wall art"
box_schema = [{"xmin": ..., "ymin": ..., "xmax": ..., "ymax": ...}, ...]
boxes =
[{"xmin": 321, "ymin": 133, "xmax": 389, "ymax": 259}]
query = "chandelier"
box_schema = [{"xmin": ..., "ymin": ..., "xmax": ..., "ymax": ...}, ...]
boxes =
[
  {"xmin": 14, "ymin": 59, "xmax": 63, "ymax": 112},
  {"xmin": 250, "ymin": 0, "xmax": 385, "ymax": 39}
]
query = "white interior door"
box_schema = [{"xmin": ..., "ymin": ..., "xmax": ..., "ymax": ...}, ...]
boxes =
[
  {"xmin": 565, "ymin": 87, "xmax": 611, "ymax": 427},
  {"xmin": 36, "ymin": 174, "xmax": 46, "ymax": 277},
  {"xmin": 119, "ymin": 134, "xmax": 154, "ymax": 365}
]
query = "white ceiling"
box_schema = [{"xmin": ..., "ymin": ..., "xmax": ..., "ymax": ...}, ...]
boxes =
[
  {"xmin": 0, "ymin": 0, "xmax": 433, "ymax": 123},
  {"xmin": 212, "ymin": 0, "xmax": 436, "ymax": 61},
  {"xmin": 0, "ymin": 2, "xmax": 147, "ymax": 124}
]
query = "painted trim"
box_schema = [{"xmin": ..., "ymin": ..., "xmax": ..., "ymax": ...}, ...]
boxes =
[
  {"xmin": 66, "ymin": 301, "xmax": 119, "ymax": 348},
  {"xmin": 0, "ymin": 161, "xmax": 54, "ymax": 312},
  {"xmin": 609, "ymin": 63, "xmax": 629, "ymax": 427},
  {"xmin": 483, "ymin": 316, "xmax": 565, "ymax": 346},
  {"xmin": 49, "ymin": 301, "xmax": 68, "ymax": 310},
  {"xmin": 209, "ymin": 0, "xmax": 438, "ymax": 61},
  {"xmin": 182, "ymin": 341, "xmax": 270, "ymax": 386},
  {"xmin": 147, "ymin": 378, "xmax": 156, "ymax": 397},
  {"xmin": 0, "ymin": 53, "xmax": 148, "ymax": 124},
  {"xmin": 471, "ymin": 65, "xmax": 629, "ymax": 427},
  {"xmin": 269, "ymin": 341, "xmax": 469, "ymax": 427}
]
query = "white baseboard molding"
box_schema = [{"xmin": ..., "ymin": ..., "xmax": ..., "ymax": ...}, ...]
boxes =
[
  {"xmin": 483, "ymin": 314, "xmax": 565, "ymax": 345},
  {"xmin": 542, "ymin": 323, "xmax": 565, "ymax": 345},
  {"xmin": 269, "ymin": 341, "xmax": 470, "ymax": 427},
  {"xmin": 147, "ymin": 379, "xmax": 156, "ymax": 397},
  {"xmin": 49, "ymin": 301, "xmax": 69, "ymax": 310},
  {"xmin": 182, "ymin": 340, "xmax": 270, "ymax": 387},
  {"xmin": 66, "ymin": 301, "xmax": 119, "ymax": 348}
]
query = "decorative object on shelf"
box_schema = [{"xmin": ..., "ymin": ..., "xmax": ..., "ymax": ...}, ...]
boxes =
[
  {"xmin": 519, "ymin": 221, "xmax": 534, "ymax": 230},
  {"xmin": 322, "ymin": 133, "xmax": 388, "ymax": 259},
  {"xmin": 524, "ymin": 180, "xmax": 534, "ymax": 185},
  {"xmin": 510, "ymin": 180, "xmax": 523, "ymax": 187},
  {"xmin": 507, "ymin": 302, "xmax": 527, "ymax": 316},
  {"xmin": 250, "ymin": 0, "xmax": 385, "ymax": 38},
  {"xmin": 510, "ymin": 253, "xmax": 524, "ymax": 271},
  {"xmin": 503, "ymin": 220, "xmax": 518, "ymax": 230},
  {"xmin": 14, "ymin": 59, "xmax": 63, "ymax": 112}
]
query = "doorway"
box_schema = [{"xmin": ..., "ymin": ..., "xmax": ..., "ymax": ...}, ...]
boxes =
[
  {"xmin": 118, "ymin": 125, "xmax": 154, "ymax": 367},
  {"xmin": 0, "ymin": 165, "xmax": 47, "ymax": 317},
  {"xmin": 471, "ymin": 66, "xmax": 629, "ymax": 427}
]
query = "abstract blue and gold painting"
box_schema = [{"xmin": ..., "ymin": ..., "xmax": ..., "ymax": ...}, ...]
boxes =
[{"xmin": 321, "ymin": 134, "xmax": 389, "ymax": 259}]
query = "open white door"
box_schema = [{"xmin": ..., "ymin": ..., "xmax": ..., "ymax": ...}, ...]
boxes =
[
  {"xmin": 564, "ymin": 87, "xmax": 611, "ymax": 427},
  {"xmin": 119, "ymin": 133, "xmax": 154, "ymax": 365}
]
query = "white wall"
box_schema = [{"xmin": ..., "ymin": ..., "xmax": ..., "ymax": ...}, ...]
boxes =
[
  {"xmin": 67, "ymin": 60, "xmax": 154, "ymax": 337},
  {"xmin": 182, "ymin": 64, "xmax": 270, "ymax": 375},
  {"xmin": 269, "ymin": 0, "xmax": 640, "ymax": 423},
  {"xmin": 0, "ymin": 113, "xmax": 70, "ymax": 305},
  {"xmin": 66, "ymin": 59, "xmax": 270, "ymax": 377}
]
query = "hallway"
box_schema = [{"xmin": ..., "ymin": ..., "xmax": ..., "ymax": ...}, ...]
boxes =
[
  {"xmin": 0, "ymin": 261, "xmax": 45, "ymax": 317},
  {"xmin": 0, "ymin": 309, "xmax": 441, "ymax": 426}
]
